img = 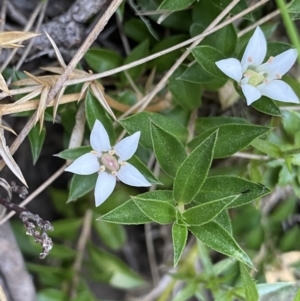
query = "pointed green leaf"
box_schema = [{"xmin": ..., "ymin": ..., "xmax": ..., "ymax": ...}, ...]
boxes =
[
  {"xmin": 99, "ymin": 199, "xmax": 152, "ymax": 224},
  {"xmin": 189, "ymin": 222, "xmax": 253, "ymax": 267},
  {"xmin": 149, "ymin": 35, "xmax": 188, "ymax": 73},
  {"xmin": 214, "ymin": 210, "xmax": 232, "ymax": 234},
  {"xmin": 195, "ymin": 176, "xmax": 270, "ymax": 208},
  {"xmin": 85, "ymin": 91, "xmax": 115, "ymax": 143},
  {"xmin": 133, "ymin": 197, "xmax": 176, "ymax": 224},
  {"xmin": 195, "ymin": 117, "xmax": 249, "ymax": 133},
  {"xmin": 122, "ymin": 40, "xmax": 149, "ymax": 81},
  {"xmin": 89, "ymin": 246, "xmax": 145, "ymax": 289},
  {"xmin": 84, "ymin": 48, "xmax": 122, "ymax": 73},
  {"xmin": 132, "ymin": 190, "xmax": 174, "ymax": 202},
  {"xmin": 251, "ymin": 96, "xmax": 281, "ymax": 116},
  {"xmin": 174, "ymin": 130, "xmax": 217, "ymax": 204},
  {"xmin": 250, "ymin": 136, "xmax": 281, "ymax": 158},
  {"xmin": 127, "ymin": 155, "xmax": 161, "ymax": 184},
  {"xmin": 120, "ymin": 112, "xmax": 188, "ymax": 148},
  {"xmin": 57, "ymin": 146, "xmax": 92, "ymax": 160},
  {"xmin": 190, "ymin": 23, "xmax": 237, "ymax": 57},
  {"xmin": 68, "ymin": 173, "xmax": 97, "ymax": 202},
  {"xmin": 93, "ymin": 220, "xmax": 126, "ymax": 250},
  {"xmin": 189, "ymin": 124, "xmax": 270, "ymax": 158},
  {"xmin": 240, "ymin": 263, "xmax": 259, "ymax": 301},
  {"xmin": 192, "ymin": 45, "xmax": 226, "ymax": 78},
  {"xmin": 182, "ymin": 195, "xmax": 238, "ymax": 226},
  {"xmin": 28, "ymin": 124, "xmax": 46, "ymax": 165},
  {"xmin": 158, "ymin": 0, "xmax": 195, "ymax": 10},
  {"xmin": 179, "ymin": 62, "xmax": 214, "ymax": 84},
  {"xmin": 169, "ymin": 66, "xmax": 202, "ymax": 110},
  {"xmin": 172, "ymin": 224, "xmax": 188, "ymax": 267},
  {"xmin": 150, "ymin": 121, "xmax": 187, "ymax": 177}
]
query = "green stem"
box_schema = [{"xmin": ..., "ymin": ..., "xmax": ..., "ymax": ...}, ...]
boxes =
[{"xmin": 275, "ymin": 0, "xmax": 300, "ymax": 66}]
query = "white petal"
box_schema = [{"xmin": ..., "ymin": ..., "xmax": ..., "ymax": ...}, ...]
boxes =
[
  {"xmin": 90, "ymin": 120, "xmax": 111, "ymax": 153},
  {"xmin": 65, "ymin": 153, "xmax": 99, "ymax": 175},
  {"xmin": 215, "ymin": 58, "xmax": 243, "ymax": 82},
  {"xmin": 94, "ymin": 172, "xmax": 116, "ymax": 206},
  {"xmin": 117, "ymin": 163, "xmax": 151, "ymax": 187},
  {"xmin": 256, "ymin": 49, "xmax": 298, "ymax": 79},
  {"xmin": 114, "ymin": 132, "xmax": 140, "ymax": 161},
  {"xmin": 241, "ymin": 27, "xmax": 266, "ymax": 70},
  {"xmin": 259, "ymin": 80, "xmax": 299, "ymax": 103},
  {"xmin": 241, "ymin": 84, "xmax": 262, "ymax": 105}
]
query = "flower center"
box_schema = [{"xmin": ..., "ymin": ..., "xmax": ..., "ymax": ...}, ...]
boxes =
[
  {"xmin": 243, "ymin": 69, "xmax": 265, "ymax": 86},
  {"xmin": 101, "ymin": 153, "xmax": 120, "ymax": 171}
]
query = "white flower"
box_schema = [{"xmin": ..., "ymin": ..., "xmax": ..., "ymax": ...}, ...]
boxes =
[
  {"xmin": 65, "ymin": 120, "xmax": 151, "ymax": 207},
  {"xmin": 215, "ymin": 27, "xmax": 299, "ymax": 105}
]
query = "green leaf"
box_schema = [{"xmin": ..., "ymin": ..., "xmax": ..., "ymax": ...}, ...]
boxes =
[
  {"xmin": 190, "ymin": 23, "xmax": 237, "ymax": 57},
  {"xmin": 122, "ymin": 40, "xmax": 149, "ymax": 81},
  {"xmin": 195, "ymin": 117, "xmax": 249, "ymax": 133},
  {"xmin": 89, "ymin": 246, "xmax": 145, "ymax": 289},
  {"xmin": 189, "ymin": 124, "xmax": 270, "ymax": 158},
  {"xmin": 99, "ymin": 199, "xmax": 152, "ymax": 224},
  {"xmin": 120, "ymin": 112, "xmax": 188, "ymax": 148},
  {"xmin": 282, "ymin": 110, "xmax": 300, "ymax": 140},
  {"xmin": 124, "ymin": 19, "xmax": 156, "ymax": 45},
  {"xmin": 85, "ymin": 91, "xmax": 115, "ymax": 144},
  {"xmin": 28, "ymin": 124, "xmax": 46, "ymax": 164},
  {"xmin": 50, "ymin": 218, "xmax": 83, "ymax": 240},
  {"xmin": 133, "ymin": 197, "xmax": 176, "ymax": 224},
  {"xmin": 173, "ymin": 281, "xmax": 198, "ymax": 301},
  {"xmin": 240, "ymin": 263, "xmax": 259, "ymax": 301},
  {"xmin": 209, "ymin": 0, "xmax": 253, "ymax": 21},
  {"xmin": 174, "ymin": 130, "xmax": 217, "ymax": 204},
  {"xmin": 172, "ymin": 224, "xmax": 188, "ymax": 267},
  {"xmin": 169, "ymin": 65, "xmax": 202, "ymax": 110},
  {"xmin": 189, "ymin": 222, "xmax": 253, "ymax": 267},
  {"xmin": 57, "ymin": 146, "xmax": 92, "ymax": 160},
  {"xmin": 251, "ymin": 136, "xmax": 282, "ymax": 158},
  {"xmin": 150, "ymin": 121, "xmax": 187, "ymax": 177},
  {"xmin": 158, "ymin": 0, "xmax": 195, "ymax": 10},
  {"xmin": 179, "ymin": 62, "xmax": 214, "ymax": 84},
  {"xmin": 149, "ymin": 35, "xmax": 188, "ymax": 72},
  {"xmin": 84, "ymin": 48, "xmax": 122, "ymax": 73},
  {"xmin": 195, "ymin": 176, "xmax": 270, "ymax": 208},
  {"xmin": 127, "ymin": 155, "xmax": 161, "ymax": 184},
  {"xmin": 93, "ymin": 220, "xmax": 126, "ymax": 250},
  {"xmin": 214, "ymin": 210, "xmax": 232, "ymax": 234},
  {"xmin": 132, "ymin": 190, "xmax": 174, "ymax": 202},
  {"xmin": 289, "ymin": 0, "xmax": 300, "ymax": 13},
  {"xmin": 68, "ymin": 173, "xmax": 97, "ymax": 202},
  {"xmin": 182, "ymin": 195, "xmax": 238, "ymax": 226},
  {"xmin": 192, "ymin": 45, "xmax": 226, "ymax": 78},
  {"xmin": 251, "ymin": 96, "xmax": 282, "ymax": 116}
]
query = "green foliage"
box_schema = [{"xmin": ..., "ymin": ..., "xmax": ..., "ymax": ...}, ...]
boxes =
[
  {"xmin": 150, "ymin": 120, "xmax": 187, "ymax": 177},
  {"xmin": 189, "ymin": 123, "xmax": 270, "ymax": 158},
  {"xmin": 120, "ymin": 112, "xmax": 188, "ymax": 148},
  {"xmin": 28, "ymin": 124, "xmax": 46, "ymax": 164},
  {"xmin": 158, "ymin": 0, "xmax": 195, "ymax": 11},
  {"xmin": 68, "ymin": 173, "xmax": 97, "ymax": 202},
  {"xmin": 173, "ymin": 131, "xmax": 217, "ymax": 204},
  {"xmin": 172, "ymin": 224, "xmax": 188, "ymax": 267},
  {"xmin": 84, "ymin": 48, "xmax": 122, "ymax": 73},
  {"xmin": 85, "ymin": 91, "xmax": 115, "ymax": 142},
  {"xmin": 240, "ymin": 263, "xmax": 259, "ymax": 301},
  {"xmin": 16, "ymin": 2, "xmax": 300, "ymax": 299}
]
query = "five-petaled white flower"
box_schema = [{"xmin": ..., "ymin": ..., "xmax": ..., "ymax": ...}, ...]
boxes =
[
  {"xmin": 215, "ymin": 26, "xmax": 299, "ymax": 105},
  {"xmin": 65, "ymin": 120, "xmax": 151, "ymax": 207}
]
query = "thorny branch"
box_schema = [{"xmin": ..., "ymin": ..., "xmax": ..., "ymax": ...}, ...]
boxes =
[{"xmin": 0, "ymin": 182, "xmax": 53, "ymax": 259}]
